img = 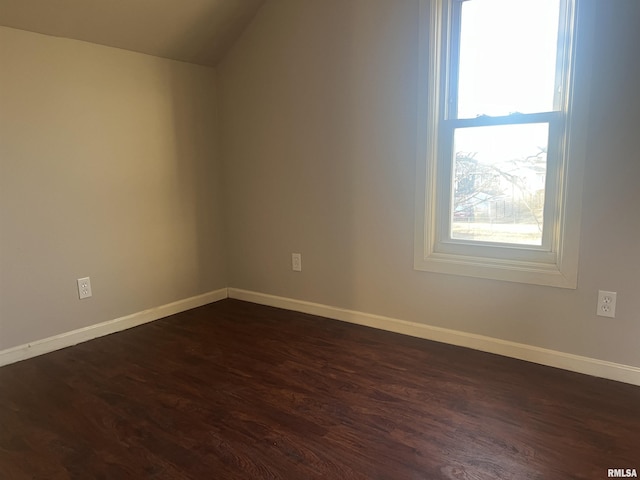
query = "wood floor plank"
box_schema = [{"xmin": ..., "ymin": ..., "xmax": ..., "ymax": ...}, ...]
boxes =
[{"xmin": 1, "ymin": 299, "xmax": 639, "ymax": 479}]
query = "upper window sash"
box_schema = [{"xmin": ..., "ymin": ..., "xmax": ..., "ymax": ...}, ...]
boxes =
[{"xmin": 443, "ymin": 0, "xmax": 572, "ymax": 122}]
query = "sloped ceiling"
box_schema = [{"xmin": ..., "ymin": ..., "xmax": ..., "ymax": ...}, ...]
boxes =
[{"xmin": 0, "ymin": 0, "xmax": 265, "ymax": 67}]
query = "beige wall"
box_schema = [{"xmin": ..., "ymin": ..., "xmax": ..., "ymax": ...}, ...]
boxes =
[
  {"xmin": 0, "ymin": 27, "xmax": 226, "ymax": 349},
  {"xmin": 219, "ymin": 0, "xmax": 640, "ymax": 367}
]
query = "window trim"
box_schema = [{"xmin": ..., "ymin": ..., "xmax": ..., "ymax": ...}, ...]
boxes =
[{"xmin": 414, "ymin": 0, "xmax": 592, "ymax": 288}]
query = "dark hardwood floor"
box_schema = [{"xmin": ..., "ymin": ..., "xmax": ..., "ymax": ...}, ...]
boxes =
[{"xmin": 1, "ymin": 299, "xmax": 638, "ymax": 479}]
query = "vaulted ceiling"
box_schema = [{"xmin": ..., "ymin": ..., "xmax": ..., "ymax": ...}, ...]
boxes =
[{"xmin": 0, "ymin": 0, "xmax": 266, "ymax": 67}]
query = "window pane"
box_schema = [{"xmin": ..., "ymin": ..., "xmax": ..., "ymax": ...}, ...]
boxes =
[
  {"xmin": 457, "ymin": 0, "xmax": 561, "ymax": 118},
  {"xmin": 451, "ymin": 123, "xmax": 549, "ymax": 245}
]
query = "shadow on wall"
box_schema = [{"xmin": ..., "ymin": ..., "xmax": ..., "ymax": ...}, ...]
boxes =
[{"xmin": 168, "ymin": 64, "xmax": 227, "ymax": 295}]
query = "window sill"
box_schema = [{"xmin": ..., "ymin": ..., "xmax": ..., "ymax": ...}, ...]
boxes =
[{"xmin": 414, "ymin": 250, "xmax": 578, "ymax": 289}]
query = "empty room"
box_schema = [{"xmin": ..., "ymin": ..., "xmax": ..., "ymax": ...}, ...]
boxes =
[{"xmin": 1, "ymin": 0, "xmax": 639, "ymax": 478}]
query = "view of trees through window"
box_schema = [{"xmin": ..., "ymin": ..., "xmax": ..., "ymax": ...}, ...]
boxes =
[{"xmin": 450, "ymin": 123, "xmax": 549, "ymax": 246}]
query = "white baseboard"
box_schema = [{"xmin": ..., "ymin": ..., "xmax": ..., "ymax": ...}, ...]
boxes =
[
  {"xmin": 0, "ymin": 288, "xmax": 228, "ymax": 367},
  {"xmin": 4, "ymin": 286, "xmax": 639, "ymax": 386},
  {"xmin": 228, "ymin": 288, "xmax": 640, "ymax": 387}
]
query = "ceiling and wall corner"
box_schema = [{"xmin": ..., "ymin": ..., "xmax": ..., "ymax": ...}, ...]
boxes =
[{"xmin": 0, "ymin": 0, "xmax": 266, "ymax": 66}]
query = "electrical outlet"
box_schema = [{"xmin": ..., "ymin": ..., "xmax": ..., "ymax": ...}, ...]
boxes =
[
  {"xmin": 77, "ymin": 277, "xmax": 92, "ymax": 299},
  {"xmin": 596, "ymin": 290, "xmax": 616, "ymax": 318},
  {"xmin": 292, "ymin": 253, "xmax": 302, "ymax": 272}
]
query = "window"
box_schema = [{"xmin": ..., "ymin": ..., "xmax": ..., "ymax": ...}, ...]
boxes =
[{"xmin": 415, "ymin": 0, "xmax": 591, "ymax": 288}]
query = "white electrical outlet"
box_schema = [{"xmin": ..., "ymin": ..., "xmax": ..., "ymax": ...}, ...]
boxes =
[
  {"xmin": 596, "ymin": 290, "xmax": 616, "ymax": 318},
  {"xmin": 77, "ymin": 277, "xmax": 92, "ymax": 299},
  {"xmin": 292, "ymin": 253, "xmax": 302, "ymax": 272}
]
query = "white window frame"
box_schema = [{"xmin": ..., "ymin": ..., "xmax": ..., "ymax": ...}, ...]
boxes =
[{"xmin": 414, "ymin": 0, "xmax": 592, "ymax": 288}]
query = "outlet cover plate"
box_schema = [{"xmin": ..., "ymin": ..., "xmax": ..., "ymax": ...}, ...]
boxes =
[
  {"xmin": 77, "ymin": 277, "xmax": 92, "ymax": 299},
  {"xmin": 292, "ymin": 253, "xmax": 302, "ymax": 272},
  {"xmin": 597, "ymin": 290, "xmax": 616, "ymax": 318}
]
